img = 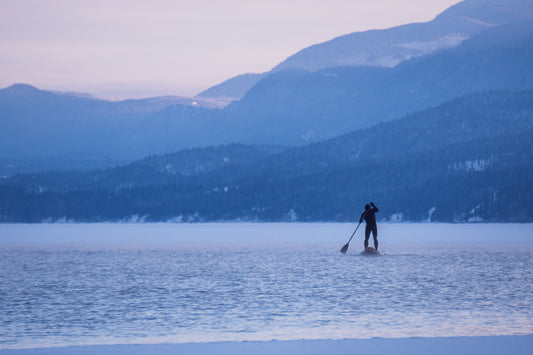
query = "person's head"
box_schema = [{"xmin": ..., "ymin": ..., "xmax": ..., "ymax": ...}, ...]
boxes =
[{"xmin": 365, "ymin": 204, "xmax": 370, "ymax": 211}]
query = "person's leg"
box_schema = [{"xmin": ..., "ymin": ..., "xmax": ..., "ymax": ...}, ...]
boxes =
[
  {"xmin": 372, "ymin": 225, "xmax": 378, "ymax": 251},
  {"xmin": 364, "ymin": 224, "xmax": 370, "ymax": 249}
]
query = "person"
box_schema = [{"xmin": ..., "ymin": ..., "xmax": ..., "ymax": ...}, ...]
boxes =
[{"xmin": 360, "ymin": 202, "xmax": 379, "ymax": 251}]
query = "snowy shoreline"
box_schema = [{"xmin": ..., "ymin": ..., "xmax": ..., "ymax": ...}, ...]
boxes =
[{"xmin": 1, "ymin": 335, "xmax": 532, "ymax": 354}]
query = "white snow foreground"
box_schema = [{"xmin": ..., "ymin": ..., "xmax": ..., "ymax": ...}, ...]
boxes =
[{"xmin": 1, "ymin": 335, "xmax": 532, "ymax": 355}]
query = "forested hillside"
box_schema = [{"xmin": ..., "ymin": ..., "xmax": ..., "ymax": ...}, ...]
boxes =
[{"xmin": 2, "ymin": 90, "xmax": 531, "ymax": 222}]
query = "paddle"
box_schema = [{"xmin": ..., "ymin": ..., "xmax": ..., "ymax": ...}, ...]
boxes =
[{"xmin": 340, "ymin": 221, "xmax": 363, "ymax": 254}]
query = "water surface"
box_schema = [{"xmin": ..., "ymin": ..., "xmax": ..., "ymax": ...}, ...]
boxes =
[{"xmin": 1, "ymin": 223, "xmax": 532, "ymax": 349}]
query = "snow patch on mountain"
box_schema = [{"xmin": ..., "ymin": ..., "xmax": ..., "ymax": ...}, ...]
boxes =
[
  {"xmin": 451, "ymin": 159, "xmax": 493, "ymax": 172},
  {"xmin": 335, "ymin": 34, "xmax": 469, "ymax": 68}
]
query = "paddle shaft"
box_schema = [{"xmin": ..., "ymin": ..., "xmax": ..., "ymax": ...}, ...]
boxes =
[
  {"xmin": 340, "ymin": 210, "xmax": 368, "ymax": 254},
  {"xmin": 348, "ymin": 209, "xmax": 369, "ymax": 244},
  {"xmin": 346, "ymin": 221, "xmax": 362, "ymax": 245}
]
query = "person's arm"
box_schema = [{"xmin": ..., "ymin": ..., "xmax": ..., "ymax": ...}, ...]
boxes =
[
  {"xmin": 359, "ymin": 211, "xmax": 365, "ymax": 223},
  {"xmin": 370, "ymin": 202, "xmax": 379, "ymax": 212}
]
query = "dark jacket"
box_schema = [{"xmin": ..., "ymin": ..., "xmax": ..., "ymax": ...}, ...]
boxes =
[{"xmin": 360, "ymin": 205, "xmax": 379, "ymax": 226}]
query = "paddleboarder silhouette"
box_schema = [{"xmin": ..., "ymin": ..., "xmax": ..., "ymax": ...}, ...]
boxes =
[{"xmin": 360, "ymin": 202, "xmax": 379, "ymax": 251}]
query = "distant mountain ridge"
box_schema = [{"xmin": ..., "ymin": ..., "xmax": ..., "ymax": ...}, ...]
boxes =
[
  {"xmin": 197, "ymin": 73, "xmax": 267, "ymax": 100},
  {"xmin": 2, "ymin": 18, "xmax": 533, "ymax": 171},
  {"xmin": 203, "ymin": 0, "xmax": 533, "ymax": 99},
  {"xmin": 274, "ymin": 0, "xmax": 533, "ymax": 72},
  {"xmin": 223, "ymin": 19, "xmax": 533, "ymax": 144},
  {"xmin": 3, "ymin": 83, "xmax": 228, "ymax": 111},
  {"xmin": 2, "ymin": 0, "xmax": 533, "ymax": 173},
  {"xmin": 0, "ymin": 83, "xmax": 221, "ymax": 161}
]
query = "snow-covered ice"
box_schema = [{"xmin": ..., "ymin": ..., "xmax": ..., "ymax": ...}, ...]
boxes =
[{"xmin": 1, "ymin": 335, "xmax": 532, "ymax": 355}]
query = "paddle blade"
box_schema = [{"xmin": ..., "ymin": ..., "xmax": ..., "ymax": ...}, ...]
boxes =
[{"xmin": 340, "ymin": 243, "xmax": 349, "ymax": 254}]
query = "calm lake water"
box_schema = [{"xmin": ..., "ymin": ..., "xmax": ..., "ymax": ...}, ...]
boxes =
[{"xmin": 0, "ymin": 223, "xmax": 532, "ymax": 349}]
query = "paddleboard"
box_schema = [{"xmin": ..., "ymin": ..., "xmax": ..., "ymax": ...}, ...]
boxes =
[{"xmin": 361, "ymin": 247, "xmax": 381, "ymax": 256}]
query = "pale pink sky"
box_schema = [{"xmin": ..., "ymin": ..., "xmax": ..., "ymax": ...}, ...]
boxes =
[{"xmin": 0, "ymin": 0, "xmax": 461, "ymax": 99}]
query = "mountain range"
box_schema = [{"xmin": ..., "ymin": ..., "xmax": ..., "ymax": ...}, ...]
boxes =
[
  {"xmin": 206, "ymin": 0, "xmax": 533, "ymax": 100},
  {"xmin": 224, "ymin": 18, "xmax": 533, "ymax": 144},
  {"xmin": 2, "ymin": 15, "xmax": 533, "ymax": 170},
  {"xmin": 1, "ymin": 90, "xmax": 532, "ymax": 222},
  {"xmin": 1, "ymin": 0, "xmax": 533, "ymax": 222},
  {"xmin": 274, "ymin": 0, "xmax": 533, "ymax": 71}
]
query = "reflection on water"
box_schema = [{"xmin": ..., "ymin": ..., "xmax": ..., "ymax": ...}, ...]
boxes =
[{"xmin": 0, "ymin": 224, "xmax": 532, "ymax": 349}]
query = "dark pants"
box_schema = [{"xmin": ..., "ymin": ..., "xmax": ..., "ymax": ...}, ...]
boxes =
[{"xmin": 364, "ymin": 223, "xmax": 378, "ymax": 250}]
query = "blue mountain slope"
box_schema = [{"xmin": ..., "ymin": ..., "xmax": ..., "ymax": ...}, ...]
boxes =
[
  {"xmin": 2, "ymin": 19, "xmax": 532, "ymax": 165},
  {"xmin": 0, "ymin": 84, "xmax": 217, "ymax": 161},
  {"xmin": 274, "ymin": 0, "xmax": 533, "ymax": 72},
  {"xmin": 2, "ymin": 1, "xmax": 533, "ymax": 169},
  {"xmin": 224, "ymin": 19, "xmax": 533, "ymax": 145},
  {"xmin": 197, "ymin": 73, "xmax": 267, "ymax": 99},
  {"xmin": 201, "ymin": 0, "xmax": 533, "ymax": 99}
]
